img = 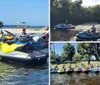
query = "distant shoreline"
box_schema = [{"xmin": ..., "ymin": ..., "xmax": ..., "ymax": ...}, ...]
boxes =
[{"xmin": 2, "ymin": 28, "xmax": 47, "ymax": 33}]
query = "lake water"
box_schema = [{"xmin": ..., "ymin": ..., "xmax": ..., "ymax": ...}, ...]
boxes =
[
  {"xmin": 0, "ymin": 45, "xmax": 49, "ymax": 85},
  {"xmin": 0, "ymin": 62, "xmax": 48, "ymax": 85},
  {"xmin": 51, "ymin": 73, "xmax": 100, "ymax": 85}
]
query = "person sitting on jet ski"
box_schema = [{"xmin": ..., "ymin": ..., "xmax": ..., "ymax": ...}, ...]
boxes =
[
  {"xmin": 89, "ymin": 25, "xmax": 96, "ymax": 33},
  {"xmin": 19, "ymin": 28, "xmax": 27, "ymax": 38},
  {"xmin": 41, "ymin": 27, "xmax": 49, "ymax": 43}
]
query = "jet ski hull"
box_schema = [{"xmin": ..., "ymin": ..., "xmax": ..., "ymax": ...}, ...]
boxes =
[
  {"xmin": 76, "ymin": 32, "xmax": 100, "ymax": 41},
  {"xmin": 0, "ymin": 51, "xmax": 48, "ymax": 65}
]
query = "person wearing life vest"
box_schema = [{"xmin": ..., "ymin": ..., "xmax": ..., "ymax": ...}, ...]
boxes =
[{"xmin": 19, "ymin": 28, "xmax": 27, "ymax": 38}]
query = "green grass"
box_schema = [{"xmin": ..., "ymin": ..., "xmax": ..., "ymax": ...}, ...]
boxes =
[{"xmin": 51, "ymin": 61, "xmax": 100, "ymax": 69}]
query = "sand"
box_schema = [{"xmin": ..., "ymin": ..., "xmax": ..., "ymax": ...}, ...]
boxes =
[
  {"xmin": 2, "ymin": 28, "xmax": 47, "ymax": 34},
  {"xmin": 51, "ymin": 24, "xmax": 100, "ymax": 41}
]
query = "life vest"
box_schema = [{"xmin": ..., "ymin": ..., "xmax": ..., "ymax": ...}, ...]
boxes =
[{"xmin": 21, "ymin": 32, "xmax": 27, "ymax": 36}]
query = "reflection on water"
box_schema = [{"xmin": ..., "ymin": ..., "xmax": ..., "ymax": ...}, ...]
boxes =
[
  {"xmin": 51, "ymin": 73, "xmax": 100, "ymax": 85},
  {"xmin": 0, "ymin": 62, "xmax": 48, "ymax": 85}
]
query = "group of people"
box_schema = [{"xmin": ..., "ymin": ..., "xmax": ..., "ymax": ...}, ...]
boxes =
[
  {"xmin": 51, "ymin": 63, "xmax": 100, "ymax": 73},
  {"xmin": 0, "ymin": 26, "xmax": 49, "ymax": 42}
]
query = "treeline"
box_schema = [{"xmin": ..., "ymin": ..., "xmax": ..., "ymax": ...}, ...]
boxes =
[
  {"xmin": 51, "ymin": 0, "xmax": 100, "ymax": 28},
  {"xmin": 51, "ymin": 43, "xmax": 100, "ymax": 64}
]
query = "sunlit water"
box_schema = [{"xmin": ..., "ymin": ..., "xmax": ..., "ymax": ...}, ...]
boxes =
[
  {"xmin": 0, "ymin": 47, "xmax": 49, "ymax": 85},
  {"xmin": 0, "ymin": 32, "xmax": 49, "ymax": 85},
  {"xmin": 0, "ymin": 62, "xmax": 48, "ymax": 85},
  {"xmin": 51, "ymin": 73, "xmax": 100, "ymax": 85}
]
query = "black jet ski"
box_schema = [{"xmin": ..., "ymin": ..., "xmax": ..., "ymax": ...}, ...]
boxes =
[
  {"xmin": 0, "ymin": 51, "xmax": 48, "ymax": 65},
  {"xmin": 17, "ymin": 35, "xmax": 48, "ymax": 50},
  {"xmin": 18, "ymin": 33, "xmax": 34, "ymax": 43},
  {"xmin": 76, "ymin": 31, "xmax": 100, "ymax": 41}
]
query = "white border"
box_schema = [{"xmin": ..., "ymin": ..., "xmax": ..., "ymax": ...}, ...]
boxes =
[{"xmin": 49, "ymin": 0, "xmax": 50, "ymax": 85}]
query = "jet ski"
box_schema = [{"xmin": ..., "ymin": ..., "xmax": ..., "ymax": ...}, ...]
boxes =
[
  {"xmin": 0, "ymin": 51, "xmax": 48, "ymax": 65},
  {"xmin": 50, "ymin": 68, "xmax": 58, "ymax": 74},
  {"xmin": 76, "ymin": 31, "xmax": 100, "ymax": 41},
  {"xmin": 57, "ymin": 69, "xmax": 65, "ymax": 74},
  {"xmin": 17, "ymin": 35, "xmax": 48, "ymax": 50},
  {"xmin": 1, "ymin": 30, "xmax": 48, "ymax": 49},
  {"xmin": 0, "ymin": 30, "xmax": 18, "ymax": 44},
  {"xmin": 54, "ymin": 24, "xmax": 75, "ymax": 29}
]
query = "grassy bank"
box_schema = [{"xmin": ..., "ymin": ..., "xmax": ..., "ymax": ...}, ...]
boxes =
[{"xmin": 51, "ymin": 61, "xmax": 100, "ymax": 69}]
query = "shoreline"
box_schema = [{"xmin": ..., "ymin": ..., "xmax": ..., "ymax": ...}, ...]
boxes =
[{"xmin": 2, "ymin": 28, "xmax": 46, "ymax": 33}]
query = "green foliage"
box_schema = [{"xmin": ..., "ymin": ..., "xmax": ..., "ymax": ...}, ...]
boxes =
[
  {"xmin": 62, "ymin": 43, "xmax": 75, "ymax": 61},
  {"xmin": 77, "ymin": 43, "xmax": 100, "ymax": 61},
  {"xmin": 73, "ymin": 53, "xmax": 82, "ymax": 61},
  {"xmin": 51, "ymin": 0, "xmax": 100, "ymax": 28}
]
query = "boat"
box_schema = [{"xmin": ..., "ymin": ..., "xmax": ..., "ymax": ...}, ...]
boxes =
[
  {"xmin": 76, "ymin": 31, "xmax": 100, "ymax": 41},
  {"xmin": 0, "ymin": 42, "xmax": 48, "ymax": 65},
  {"xmin": 0, "ymin": 30, "xmax": 18, "ymax": 44},
  {"xmin": 57, "ymin": 69, "xmax": 65, "ymax": 74},
  {"xmin": 0, "ymin": 51, "xmax": 48, "ymax": 65},
  {"xmin": 82, "ymin": 68, "xmax": 89, "ymax": 74},
  {"xmin": 0, "ymin": 30, "xmax": 48, "ymax": 49},
  {"xmin": 65, "ymin": 68, "xmax": 73, "ymax": 74},
  {"xmin": 74, "ymin": 68, "xmax": 82, "ymax": 73},
  {"xmin": 17, "ymin": 35, "xmax": 48, "ymax": 50},
  {"xmin": 50, "ymin": 68, "xmax": 58, "ymax": 74},
  {"xmin": 89, "ymin": 67, "xmax": 99, "ymax": 73},
  {"xmin": 54, "ymin": 24, "xmax": 75, "ymax": 29}
]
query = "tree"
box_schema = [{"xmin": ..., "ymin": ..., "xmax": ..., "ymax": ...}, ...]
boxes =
[
  {"xmin": 62, "ymin": 43, "xmax": 75, "ymax": 61},
  {"xmin": 51, "ymin": 0, "xmax": 100, "ymax": 28},
  {"xmin": 77, "ymin": 43, "xmax": 100, "ymax": 64},
  {"xmin": 73, "ymin": 53, "xmax": 82, "ymax": 61}
]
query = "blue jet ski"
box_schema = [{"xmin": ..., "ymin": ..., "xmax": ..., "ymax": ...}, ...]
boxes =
[
  {"xmin": 76, "ymin": 31, "xmax": 100, "ymax": 41},
  {"xmin": 54, "ymin": 24, "xmax": 75, "ymax": 29},
  {"xmin": 50, "ymin": 68, "xmax": 58, "ymax": 74}
]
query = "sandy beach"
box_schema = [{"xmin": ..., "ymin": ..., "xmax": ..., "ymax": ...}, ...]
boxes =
[
  {"xmin": 2, "ymin": 28, "xmax": 47, "ymax": 34},
  {"xmin": 51, "ymin": 24, "xmax": 100, "ymax": 41}
]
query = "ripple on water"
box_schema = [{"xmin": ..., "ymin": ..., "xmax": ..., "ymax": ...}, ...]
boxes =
[
  {"xmin": 0, "ymin": 62, "xmax": 48, "ymax": 85},
  {"xmin": 51, "ymin": 73, "xmax": 100, "ymax": 85}
]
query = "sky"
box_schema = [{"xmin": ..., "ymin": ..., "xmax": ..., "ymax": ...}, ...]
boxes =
[
  {"xmin": 0, "ymin": 0, "xmax": 48, "ymax": 26},
  {"xmin": 51, "ymin": 42, "xmax": 78, "ymax": 55},
  {"xmin": 72, "ymin": 0, "xmax": 100, "ymax": 6}
]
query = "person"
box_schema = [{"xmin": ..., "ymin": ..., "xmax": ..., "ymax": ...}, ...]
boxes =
[
  {"xmin": 90, "ymin": 25, "xmax": 96, "ymax": 33},
  {"xmin": 62, "ymin": 65, "xmax": 66, "ymax": 71},
  {"xmin": 41, "ymin": 27, "xmax": 49, "ymax": 40},
  {"xmin": 19, "ymin": 28, "xmax": 27, "ymax": 38},
  {"xmin": 0, "ymin": 29, "xmax": 3, "ymax": 34}
]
